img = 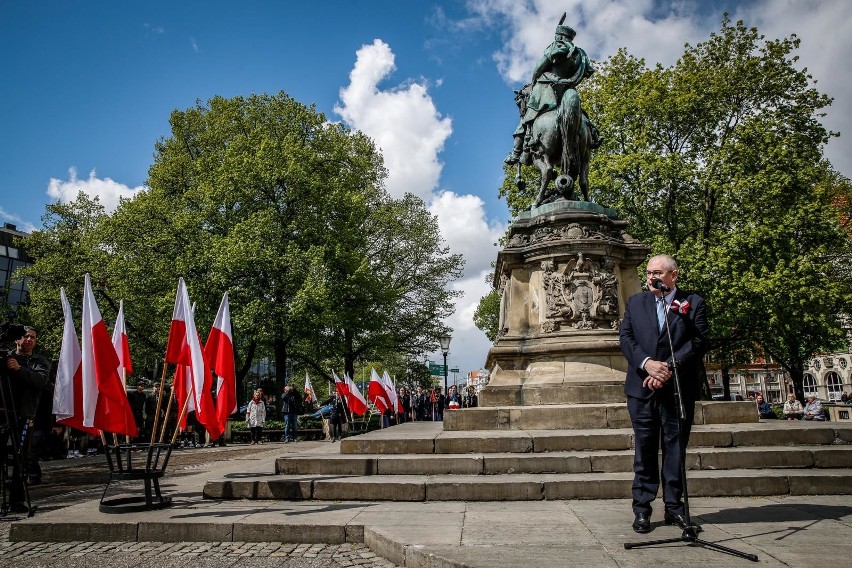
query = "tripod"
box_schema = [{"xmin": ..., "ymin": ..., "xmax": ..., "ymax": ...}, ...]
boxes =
[
  {"xmin": 0, "ymin": 372, "xmax": 37, "ymax": 518},
  {"xmin": 623, "ymin": 295, "xmax": 757, "ymax": 562}
]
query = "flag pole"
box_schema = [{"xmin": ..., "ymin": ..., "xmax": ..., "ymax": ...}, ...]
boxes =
[
  {"xmin": 170, "ymin": 393, "xmax": 193, "ymax": 446},
  {"xmin": 149, "ymin": 360, "xmax": 169, "ymax": 444},
  {"xmin": 122, "ymin": 368, "xmax": 130, "ymax": 444},
  {"xmin": 158, "ymin": 376, "xmax": 177, "ymax": 443}
]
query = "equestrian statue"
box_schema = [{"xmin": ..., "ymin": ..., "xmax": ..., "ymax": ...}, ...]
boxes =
[{"xmin": 505, "ymin": 14, "xmax": 603, "ymax": 207}]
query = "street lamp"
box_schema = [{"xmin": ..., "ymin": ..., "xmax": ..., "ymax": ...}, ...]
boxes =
[{"xmin": 439, "ymin": 333, "xmax": 452, "ymax": 395}]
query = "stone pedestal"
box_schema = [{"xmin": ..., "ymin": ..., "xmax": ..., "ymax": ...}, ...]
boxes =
[{"xmin": 482, "ymin": 200, "xmax": 649, "ymax": 407}]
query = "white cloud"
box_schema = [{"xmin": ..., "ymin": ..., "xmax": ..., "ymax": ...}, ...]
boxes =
[
  {"xmin": 335, "ymin": 39, "xmax": 453, "ymax": 201},
  {"xmin": 469, "ymin": 0, "xmax": 851, "ymax": 176},
  {"xmin": 428, "ymin": 190, "xmax": 505, "ymax": 277},
  {"xmin": 47, "ymin": 167, "xmax": 145, "ymax": 213}
]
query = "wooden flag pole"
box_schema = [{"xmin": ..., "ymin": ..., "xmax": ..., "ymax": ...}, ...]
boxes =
[
  {"xmin": 122, "ymin": 368, "xmax": 130, "ymax": 444},
  {"xmin": 170, "ymin": 393, "xmax": 193, "ymax": 446},
  {"xmin": 149, "ymin": 360, "xmax": 169, "ymax": 445},
  {"xmin": 158, "ymin": 382, "xmax": 177, "ymax": 444}
]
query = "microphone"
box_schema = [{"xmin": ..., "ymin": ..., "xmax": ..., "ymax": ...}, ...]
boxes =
[{"xmin": 651, "ymin": 278, "xmax": 671, "ymax": 293}]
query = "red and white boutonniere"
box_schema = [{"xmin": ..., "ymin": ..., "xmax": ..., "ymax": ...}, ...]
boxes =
[{"xmin": 670, "ymin": 300, "xmax": 690, "ymax": 314}]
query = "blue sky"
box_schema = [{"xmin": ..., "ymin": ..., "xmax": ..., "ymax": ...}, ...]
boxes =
[{"xmin": 1, "ymin": 1, "xmax": 850, "ymax": 376}]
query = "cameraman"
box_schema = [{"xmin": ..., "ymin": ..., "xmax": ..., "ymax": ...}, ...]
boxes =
[{"xmin": 1, "ymin": 326, "xmax": 50, "ymax": 512}]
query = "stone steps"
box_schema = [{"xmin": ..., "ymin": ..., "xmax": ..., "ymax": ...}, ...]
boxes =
[
  {"xmin": 274, "ymin": 446, "xmax": 852, "ymax": 476},
  {"xmin": 202, "ymin": 421, "xmax": 852, "ymax": 503},
  {"xmin": 340, "ymin": 422, "xmax": 852, "ymax": 455},
  {"xmin": 203, "ymin": 468, "xmax": 852, "ymax": 502}
]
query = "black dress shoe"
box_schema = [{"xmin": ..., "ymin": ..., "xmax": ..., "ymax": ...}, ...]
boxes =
[
  {"xmin": 664, "ymin": 511, "xmax": 702, "ymax": 533},
  {"xmin": 632, "ymin": 512, "xmax": 651, "ymax": 533}
]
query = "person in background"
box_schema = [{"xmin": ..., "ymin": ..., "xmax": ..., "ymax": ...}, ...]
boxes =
[
  {"xmin": 463, "ymin": 386, "xmax": 478, "ymax": 408},
  {"xmin": 802, "ymin": 394, "xmax": 825, "ymax": 421},
  {"xmin": 245, "ymin": 390, "xmax": 266, "ymax": 444},
  {"xmin": 321, "ymin": 393, "xmax": 347, "ymax": 441},
  {"xmin": 128, "ymin": 383, "xmax": 147, "ymax": 440},
  {"xmin": 398, "ymin": 387, "xmax": 411, "ymax": 423},
  {"xmin": 755, "ymin": 394, "xmax": 776, "ymax": 419},
  {"xmin": 783, "ymin": 393, "xmax": 803, "ymax": 420},
  {"xmin": 281, "ymin": 385, "xmax": 300, "ymax": 442}
]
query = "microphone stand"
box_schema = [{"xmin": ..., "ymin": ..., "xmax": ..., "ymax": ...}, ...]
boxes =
[{"xmin": 623, "ymin": 289, "xmax": 757, "ymax": 562}]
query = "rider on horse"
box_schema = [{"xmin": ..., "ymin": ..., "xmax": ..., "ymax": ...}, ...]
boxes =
[{"xmin": 505, "ymin": 20, "xmax": 603, "ymax": 166}]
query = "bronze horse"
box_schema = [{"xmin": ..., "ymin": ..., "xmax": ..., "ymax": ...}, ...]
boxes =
[{"xmin": 527, "ymin": 84, "xmax": 592, "ymax": 207}]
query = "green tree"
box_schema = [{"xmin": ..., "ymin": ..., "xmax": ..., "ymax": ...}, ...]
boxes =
[
  {"xmin": 488, "ymin": 17, "xmax": 852, "ymax": 400},
  {"xmin": 20, "ymin": 92, "xmax": 461, "ymax": 401},
  {"xmin": 473, "ymin": 288, "xmax": 500, "ymax": 343}
]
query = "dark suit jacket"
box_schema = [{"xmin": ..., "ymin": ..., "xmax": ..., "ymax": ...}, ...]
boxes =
[{"xmin": 619, "ymin": 288, "xmax": 708, "ymax": 401}]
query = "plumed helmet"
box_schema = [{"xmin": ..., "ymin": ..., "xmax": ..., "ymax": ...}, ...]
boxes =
[{"xmin": 555, "ymin": 12, "xmax": 576, "ymax": 40}]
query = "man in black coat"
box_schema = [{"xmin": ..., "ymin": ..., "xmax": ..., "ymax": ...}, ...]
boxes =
[{"xmin": 619, "ymin": 254, "xmax": 708, "ymax": 534}]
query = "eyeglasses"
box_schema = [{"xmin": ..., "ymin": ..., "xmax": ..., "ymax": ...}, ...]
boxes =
[{"xmin": 645, "ymin": 270, "xmax": 671, "ymax": 277}]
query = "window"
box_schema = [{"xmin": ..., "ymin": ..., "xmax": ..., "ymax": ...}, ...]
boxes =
[
  {"xmin": 0, "ymin": 245, "xmax": 6, "ymax": 256},
  {"xmin": 826, "ymin": 372, "xmax": 843, "ymax": 401},
  {"xmin": 803, "ymin": 373, "xmax": 817, "ymax": 396},
  {"xmin": 6, "ymin": 247, "xmax": 18, "ymax": 259}
]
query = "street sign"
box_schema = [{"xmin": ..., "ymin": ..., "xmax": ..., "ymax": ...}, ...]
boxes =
[
  {"xmin": 429, "ymin": 362, "xmax": 447, "ymax": 376},
  {"xmin": 450, "ymin": 368, "xmax": 459, "ymax": 373}
]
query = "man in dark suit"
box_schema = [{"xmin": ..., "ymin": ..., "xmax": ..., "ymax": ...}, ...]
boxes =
[{"xmin": 619, "ymin": 254, "xmax": 708, "ymax": 534}]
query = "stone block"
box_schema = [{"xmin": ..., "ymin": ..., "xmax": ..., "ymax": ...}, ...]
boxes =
[
  {"xmin": 483, "ymin": 453, "xmax": 591, "ymax": 474},
  {"xmin": 426, "ymin": 476, "xmax": 543, "ymax": 501},
  {"xmin": 542, "ymin": 475, "xmax": 632, "ymax": 500},
  {"xmin": 508, "ymin": 405, "xmax": 609, "ymax": 430},
  {"xmin": 531, "ymin": 431, "xmax": 632, "ymax": 452},
  {"xmin": 443, "ymin": 408, "xmax": 499, "ymax": 430},
  {"xmin": 313, "ymin": 477, "xmax": 425, "ymax": 501},
  {"xmin": 232, "ymin": 523, "xmax": 346, "ymax": 543},
  {"xmin": 589, "ymin": 453, "xmax": 633, "ymax": 473},
  {"xmin": 364, "ymin": 527, "xmax": 407, "ymax": 567},
  {"xmin": 138, "ymin": 521, "xmax": 232, "ymax": 542},
  {"xmin": 733, "ymin": 428, "xmax": 835, "ymax": 447},
  {"xmin": 479, "ymin": 385, "xmax": 522, "ymax": 407},
  {"xmin": 698, "ymin": 448, "xmax": 813, "ymax": 470},
  {"xmin": 688, "ymin": 473, "xmax": 789, "ymax": 497},
  {"xmin": 606, "ymin": 405, "xmax": 632, "ymax": 428},
  {"xmin": 9, "ymin": 521, "xmax": 138, "ymax": 542},
  {"xmin": 435, "ymin": 431, "xmax": 532, "ymax": 454},
  {"xmin": 699, "ymin": 401, "xmax": 760, "ymax": 424},
  {"xmin": 813, "ymin": 447, "xmax": 852, "ymax": 468},
  {"xmin": 377, "ymin": 455, "xmax": 484, "ymax": 475},
  {"xmin": 834, "ymin": 425, "xmax": 852, "ymax": 443},
  {"xmin": 203, "ymin": 479, "xmax": 313, "ymax": 500},
  {"xmin": 788, "ymin": 472, "xmax": 852, "ymax": 495},
  {"xmin": 689, "ymin": 430, "xmax": 732, "ymax": 447},
  {"xmin": 276, "ymin": 456, "xmax": 377, "ymax": 475}
]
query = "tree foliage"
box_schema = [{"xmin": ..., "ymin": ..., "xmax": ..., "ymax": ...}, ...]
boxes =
[
  {"xmin": 19, "ymin": 92, "xmax": 462, "ymax": 395},
  {"xmin": 486, "ymin": 17, "xmax": 852, "ymax": 399}
]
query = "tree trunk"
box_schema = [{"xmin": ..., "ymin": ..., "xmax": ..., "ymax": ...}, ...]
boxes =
[
  {"xmin": 721, "ymin": 364, "xmax": 731, "ymax": 400},
  {"xmin": 273, "ymin": 337, "xmax": 289, "ymax": 414}
]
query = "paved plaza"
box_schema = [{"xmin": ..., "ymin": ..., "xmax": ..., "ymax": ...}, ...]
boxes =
[{"xmin": 3, "ymin": 437, "xmax": 852, "ymax": 567}]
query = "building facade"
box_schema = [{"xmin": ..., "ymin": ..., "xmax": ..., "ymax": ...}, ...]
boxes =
[{"xmin": 0, "ymin": 222, "xmax": 32, "ymax": 310}]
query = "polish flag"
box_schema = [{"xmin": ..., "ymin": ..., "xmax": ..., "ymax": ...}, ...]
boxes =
[
  {"xmin": 53, "ymin": 288, "xmax": 99, "ymax": 435},
  {"xmin": 367, "ymin": 368, "xmax": 390, "ymax": 413},
  {"xmin": 382, "ymin": 370, "xmax": 402, "ymax": 413},
  {"xmin": 333, "ymin": 370, "xmax": 349, "ymax": 398},
  {"xmin": 111, "ymin": 299, "xmax": 132, "ymax": 385},
  {"xmin": 205, "ymin": 292, "xmax": 237, "ymax": 430},
  {"xmin": 165, "ymin": 278, "xmax": 223, "ymax": 440},
  {"xmin": 81, "ymin": 274, "xmax": 137, "ymax": 436},
  {"xmin": 343, "ymin": 372, "xmax": 368, "ymax": 416}
]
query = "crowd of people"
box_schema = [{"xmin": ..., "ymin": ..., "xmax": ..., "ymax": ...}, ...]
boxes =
[{"xmin": 752, "ymin": 391, "xmax": 852, "ymax": 421}]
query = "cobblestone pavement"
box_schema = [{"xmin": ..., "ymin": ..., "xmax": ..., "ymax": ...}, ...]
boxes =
[{"xmin": 0, "ymin": 442, "xmax": 401, "ymax": 567}]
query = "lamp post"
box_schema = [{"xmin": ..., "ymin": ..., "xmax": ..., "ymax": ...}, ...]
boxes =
[{"xmin": 439, "ymin": 333, "xmax": 452, "ymax": 395}]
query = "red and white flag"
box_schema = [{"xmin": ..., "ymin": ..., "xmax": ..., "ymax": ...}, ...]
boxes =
[
  {"xmin": 81, "ymin": 274, "xmax": 137, "ymax": 436},
  {"xmin": 367, "ymin": 368, "xmax": 390, "ymax": 413},
  {"xmin": 333, "ymin": 370, "xmax": 349, "ymax": 398},
  {"xmin": 53, "ymin": 288, "xmax": 98, "ymax": 435},
  {"xmin": 344, "ymin": 372, "xmax": 368, "ymax": 416},
  {"xmin": 382, "ymin": 370, "xmax": 402, "ymax": 413},
  {"xmin": 165, "ymin": 278, "xmax": 223, "ymax": 440},
  {"xmin": 205, "ymin": 292, "xmax": 237, "ymax": 430},
  {"xmin": 111, "ymin": 299, "xmax": 132, "ymax": 385}
]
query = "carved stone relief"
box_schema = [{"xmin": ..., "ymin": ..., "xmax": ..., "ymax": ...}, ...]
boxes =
[{"xmin": 539, "ymin": 253, "xmax": 621, "ymax": 332}]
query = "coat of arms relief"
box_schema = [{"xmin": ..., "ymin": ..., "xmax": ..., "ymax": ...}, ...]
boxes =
[{"xmin": 540, "ymin": 253, "xmax": 620, "ymax": 332}]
